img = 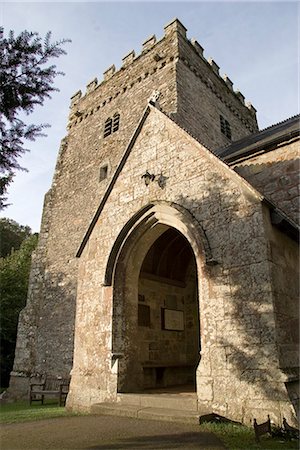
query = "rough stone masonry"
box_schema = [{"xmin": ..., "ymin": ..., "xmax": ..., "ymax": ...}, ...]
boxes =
[{"xmin": 10, "ymin": 19, "xmax": 299, "ymax": 426}]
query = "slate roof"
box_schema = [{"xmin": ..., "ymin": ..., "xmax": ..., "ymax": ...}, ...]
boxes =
[{"xmin": 215, "ymin": 114, "xmax": 300, "ymax": 164}]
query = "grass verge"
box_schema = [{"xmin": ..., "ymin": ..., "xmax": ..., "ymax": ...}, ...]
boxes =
[
  {"xmin": 200, "ymin": 422, "xmax": 299, "ymax": 450},
  {"xmin": 1, "ymin": 401, "xmax": 298, "ymax": 450},
  {"xmin": 0, "ymin": 400, "xmax": 80, "ymax": 424}
]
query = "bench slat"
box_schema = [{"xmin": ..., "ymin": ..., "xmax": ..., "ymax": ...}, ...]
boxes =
[{"xmin": 29, "ymin": 376, "xmax": 70, "ymax": 407}]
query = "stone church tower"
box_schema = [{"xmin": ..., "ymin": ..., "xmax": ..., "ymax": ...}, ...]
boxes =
[{"xmin": 10, "ymin": 19, "xmax": 299, "ymax": 426}]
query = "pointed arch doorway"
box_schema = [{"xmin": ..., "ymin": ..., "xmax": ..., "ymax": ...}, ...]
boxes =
[{"xmin": 109, "ymin": 203, "xmax": 207, "ymax": 394}]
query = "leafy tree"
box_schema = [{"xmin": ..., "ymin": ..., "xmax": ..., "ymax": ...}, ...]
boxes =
[
  {"xmin": 0, "ymin": 217, "xmax": 32, "ymax": 257},
  {"xmin": 0, "ymin": 228, "xmax": 38, "ymax": 387},
  {"xmin": 0, "ymin": 28, "xmax": 71, "ymax": 208}
]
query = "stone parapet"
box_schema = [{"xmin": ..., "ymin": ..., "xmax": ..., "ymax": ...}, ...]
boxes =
[
  {"xmin": 86, "ymin": 78, "xmax": 98, "ymax": 94},
  {"xmin": 103, "ymin": 65, "xmax": 116, "ymax": 81},
  {"xmin": 142, "ymin": 35, "xmax": 157, "ymax": 52},
  {"xmin": 191, "ymin": 39, "xmax": 204, "ymax": 58},
  {"xmin": 122, "ymin": 50, "xmax": 135, "ymax": 68},
  {"xmin": 164, "ymin": 18, "xmax": 187, "ymax": 37},
  {"xmin": 208, "ymin": 58, "xmax": 220, "ymax": 75},
  {"xmin": 68, "ymin": 19, "xmax": 257, "ymax": 137}
]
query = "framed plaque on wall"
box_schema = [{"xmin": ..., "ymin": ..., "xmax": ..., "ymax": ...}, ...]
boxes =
[{"xmin": 162, "ymin": 308, "xmax": 184, "ymax": 331}]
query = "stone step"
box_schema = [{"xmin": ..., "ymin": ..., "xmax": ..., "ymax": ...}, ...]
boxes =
[
  {"xmin": 116, "ymin": 393, "xmax": 198, "ymax": 411},
  {"xmin": 138, "ymin": 407, "xmax": 201, "ymax": 424},
  {"xmin": 91, "ymin": 402, "xmax": 202, "ymax": 425},
  {"xmin": 91, "ymin": 402, "xmax": 141, "ymax": 419}
]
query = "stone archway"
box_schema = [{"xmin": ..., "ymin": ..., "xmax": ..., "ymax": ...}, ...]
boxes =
[{"xmin": 108, "ymin": 202, "xmax": 210, "ymax": 394}]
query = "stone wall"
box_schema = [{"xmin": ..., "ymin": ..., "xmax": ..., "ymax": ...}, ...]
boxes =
[
  {"xmin": 11, "ymin": 22, "xmax": 179, "ymax": 390},
  {"xmin": 67, "ymin": 107, "xmax": 297, "ymax": 425},
  {"xmin": 11, "ymin": 18, "xmax": 260, "ymax": 395},
  {"xmin": 266, "ymin": 217, "xmax": 299, "ymax": 372},
  {"xmin": 175, "ymin": 30, "xmax": 258, "ymax": 148},
  {"xmin": 235, "ymin": 138, "xmax": 300, "ymax": 224}
]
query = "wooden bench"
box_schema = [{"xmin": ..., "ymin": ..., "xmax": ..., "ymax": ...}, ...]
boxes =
[
  {"xmin": 29, "ymin": 376, "xmax": 70, "ymax": 407},
  {"xmin": 142, "ymin": 363, "xmax": 195, "ymax": 388},
  {"xmin": 253, "ymin": 415, "xmax": 271, "ymax": 443},
  {"xmin": 283, "ymin": 418, "xmax": 299, "ymax": 440}
]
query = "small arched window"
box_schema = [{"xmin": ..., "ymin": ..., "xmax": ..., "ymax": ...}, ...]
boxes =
[
  {"xmin": 103, "ymin": 113, "xmax": 120, "ymax": 138},
  {"xmin": 113, "ymin": 113, "xmax": 120, "ymax": 132},
  {"xmin": 104, "ymin": 117, "xmax": 112, "ymax": 138},
  {"xmin": 220, "ymin": 115, "xmax": 232, "ymax": 140}
]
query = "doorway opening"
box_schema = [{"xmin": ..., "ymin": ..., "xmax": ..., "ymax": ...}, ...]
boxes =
[{"xmin": 115, "ymin": 225, "xmax": 201, "ymax": 393}]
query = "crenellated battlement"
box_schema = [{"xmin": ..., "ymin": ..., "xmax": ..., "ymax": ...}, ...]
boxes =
[{"xmin": 68, "ymin": 18, "xmax": 256, "ymax": 128}]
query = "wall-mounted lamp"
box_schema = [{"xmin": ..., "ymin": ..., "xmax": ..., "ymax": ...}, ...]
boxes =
[
  {"xmin": 141, "ymin": 171, "xmax": 168, "ymax": 189},
  {"xmin": 141, "ymin": 171, "xmax": 156, "ymax": 186}
]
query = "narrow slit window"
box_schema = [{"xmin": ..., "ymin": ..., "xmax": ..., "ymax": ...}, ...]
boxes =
[
  {"xmin": 220, "ymin": 115, "xmax": 226, "ymax": 134},
  {"xmin": 104, "ymin": 117, "xmax": 112, "ymax": 138},
  {"xmin": 99, "ymin": 164, "xmax": 108, "ymax": 181},
  {"xmin": 225, "ymin": 120, "xmax": 231, "ymax": 140}
]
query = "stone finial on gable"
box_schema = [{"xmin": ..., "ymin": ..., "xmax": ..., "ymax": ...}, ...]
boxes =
[
  {"xmin": 208, "ymin": 58, "xmax": 220, "ymax": 75},
  {"xmin": 164, "ymin": 18, "xmax": 187, "ymax": 38},
  {"xmin": 191, "ymin": 39, "xmax": 204, "ymax": 57},
  {"xmin": 148, "ymin": 90, "xmax": 161, "ymax": 109},
  {"xmin": 142, "ymin": 35, "xmax": 157, "ymax": 52},
  {"xmin": 122, "ymin": 50, "xmax": 135, "ymax": 68},
  {"xmin": 103, "ymin": 65, "xmax": 116, "ymax": 81}
]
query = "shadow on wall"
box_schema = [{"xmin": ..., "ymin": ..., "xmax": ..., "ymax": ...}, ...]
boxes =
[{"xmin": 174, "ymin": 179, "xmax": 299, "ymax": 421}]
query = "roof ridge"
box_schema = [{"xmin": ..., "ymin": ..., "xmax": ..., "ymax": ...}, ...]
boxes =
[{"xmin": 259, "ymin": 114, "xmax": 300, "ymax": 133}]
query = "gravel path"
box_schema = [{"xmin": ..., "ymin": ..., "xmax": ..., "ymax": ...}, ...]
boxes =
[{"xmin": 1, "ymin": 415, "xmax": 226, "ymax": 450}]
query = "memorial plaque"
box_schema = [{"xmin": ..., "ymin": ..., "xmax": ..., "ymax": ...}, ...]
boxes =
[{"xmin": 162, "ymin": 308, "xmax": 184, "ymax": 331}]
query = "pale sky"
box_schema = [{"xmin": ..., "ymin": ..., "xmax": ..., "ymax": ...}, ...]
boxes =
[{"xmin": 1, "ymin": 1, "xmax": 299, "ymax": 232}]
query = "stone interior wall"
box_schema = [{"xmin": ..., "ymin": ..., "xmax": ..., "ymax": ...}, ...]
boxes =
[
  {"xmin": 234, "ymin": 139, "xmax": 300, "ymax": 225},
  {"xmin": 137, "ymin": 260, "xmax": 199, "ymax": 389}
]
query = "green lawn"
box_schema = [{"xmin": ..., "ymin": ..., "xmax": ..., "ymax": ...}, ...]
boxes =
[
  {"xmin": 0, "ymin": 401, "xmax": 298, "ymax": 450},
  {"xmin": 0, "ymin": 400, "xmax": 78, "ymax": 424},
  {"xmin": 200, "ymin": 422, "xmax": 299, "ymax": 450}
]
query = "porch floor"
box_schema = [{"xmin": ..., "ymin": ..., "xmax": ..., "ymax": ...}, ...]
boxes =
[{"xmin": 91, "ymin": 384, "xmax": 211, "ymax": 424}]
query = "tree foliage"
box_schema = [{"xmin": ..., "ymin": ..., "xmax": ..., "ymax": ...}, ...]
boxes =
[
  {"xmin": 0, "ymin": 225, "xmax": 38, "ymax": 387},
  {"xmin": 0, "ymin": 28, "xmax": 71, "ymax": 208},
  {"xmin": 0, "ymin": 217, "xmax": 32, "ymax": 257}
]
